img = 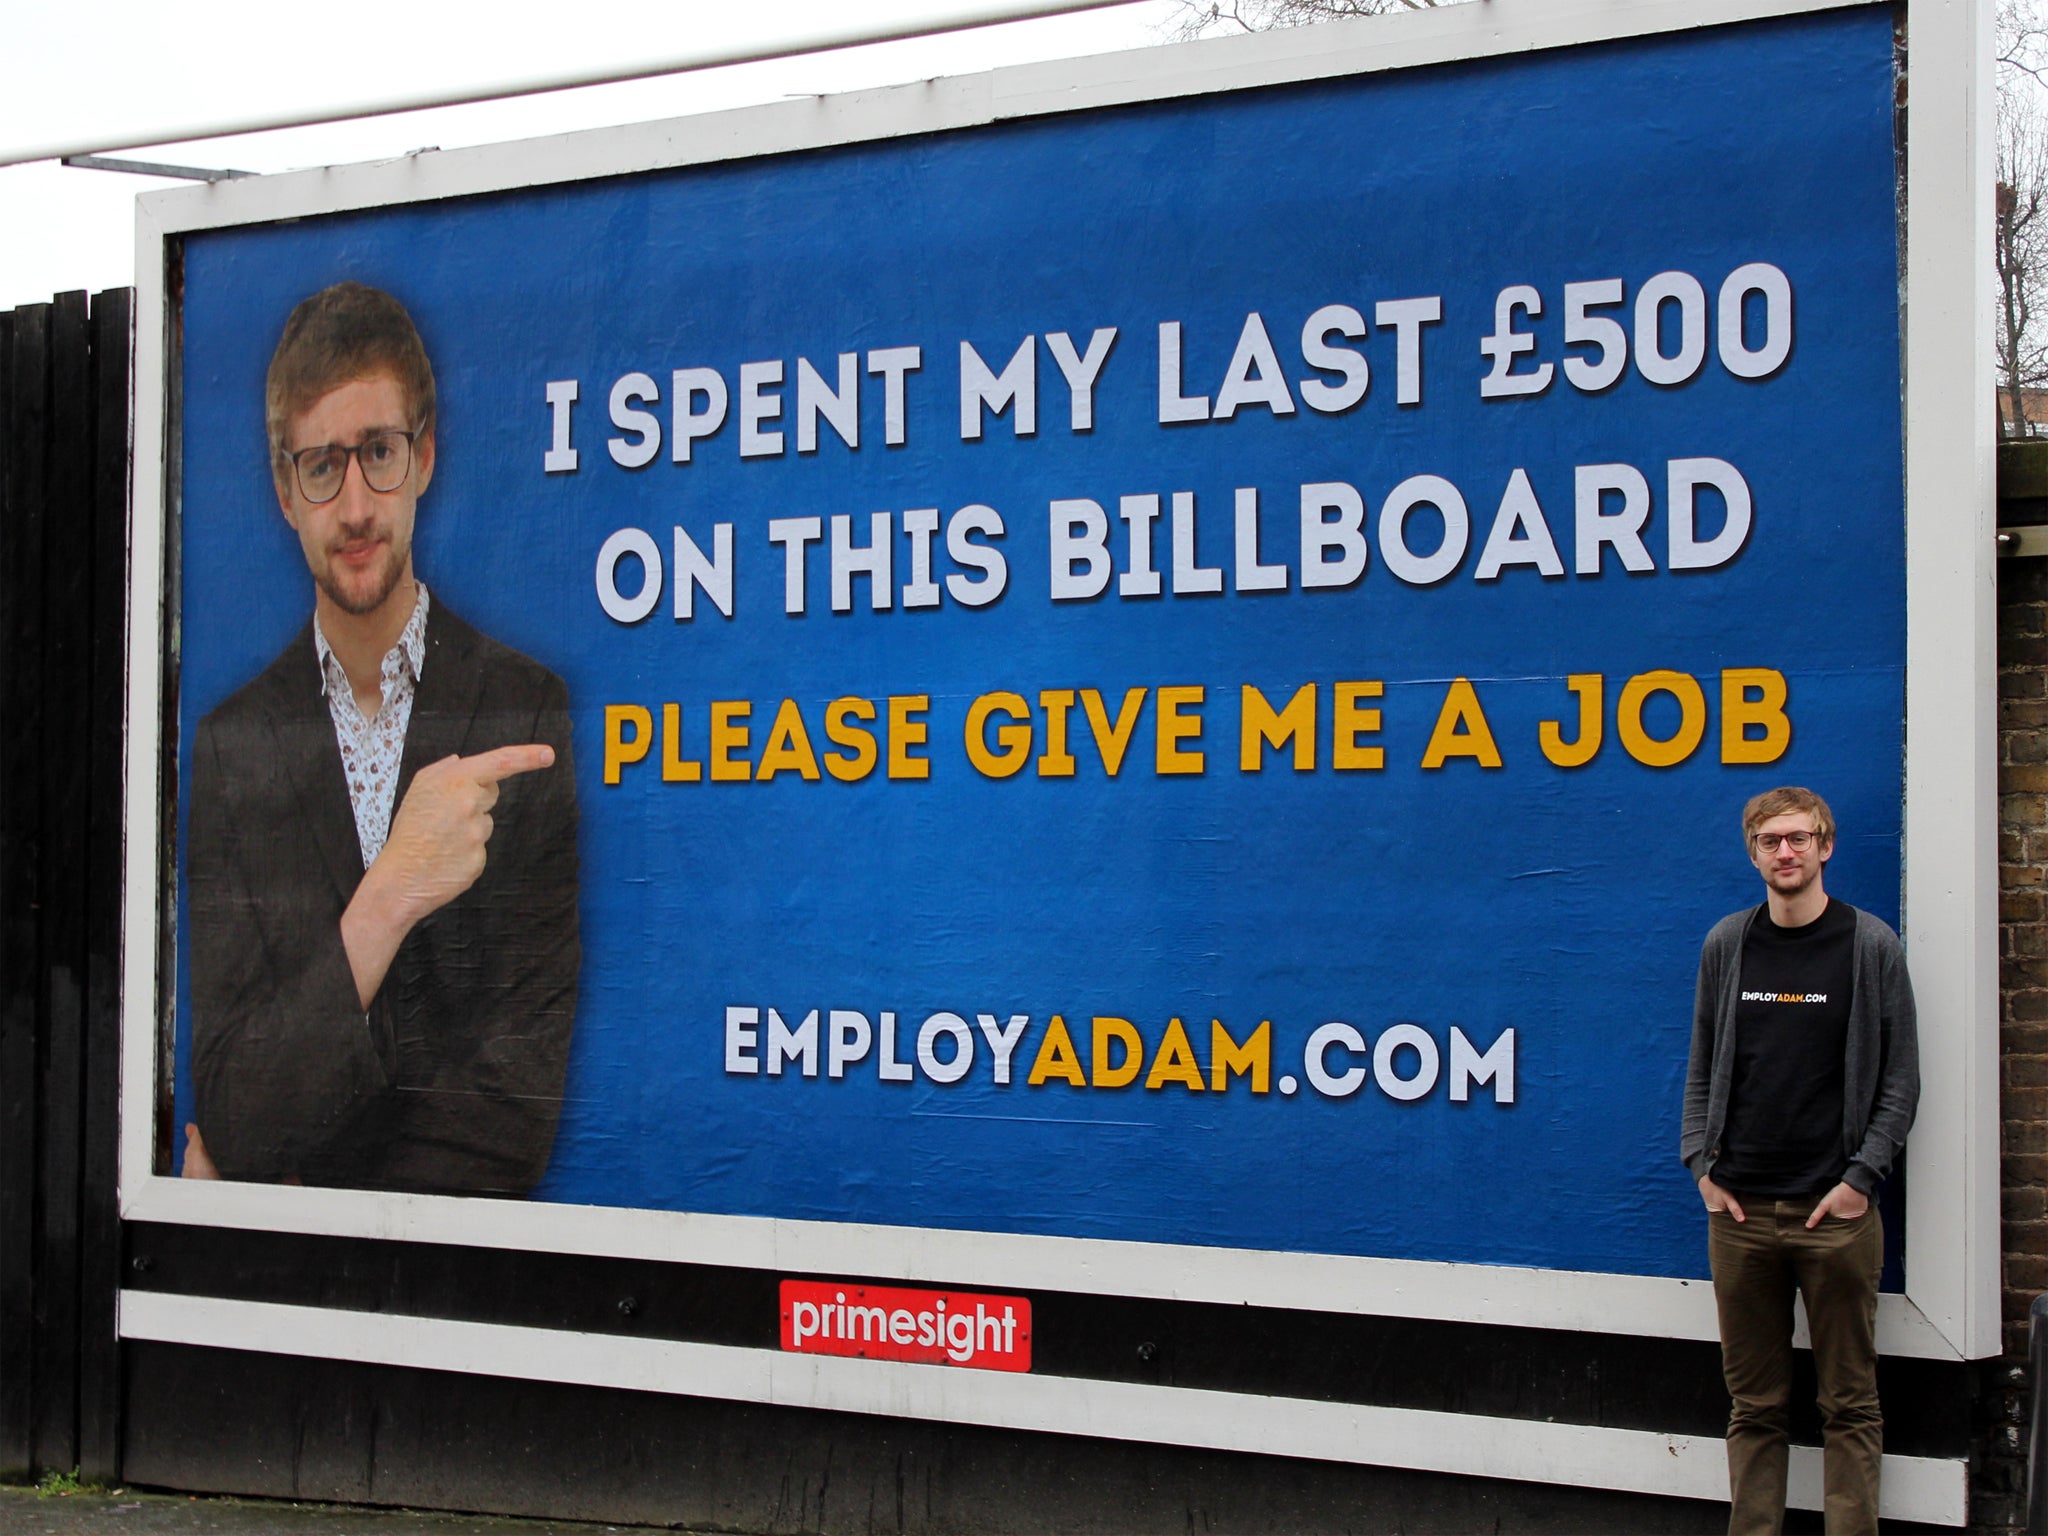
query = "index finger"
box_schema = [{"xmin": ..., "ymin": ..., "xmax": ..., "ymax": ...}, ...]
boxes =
[{"xmin": 462, "ymin": 743, "xmax": 557, "ymax": 784}]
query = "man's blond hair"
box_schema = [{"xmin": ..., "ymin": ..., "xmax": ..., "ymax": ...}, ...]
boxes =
[
  {"xmin": 1741, "ymin": 785, "xmax": 1835, "ymax": 849},
  {"xmin": 265, "ymin": 282, "xmax": 435, "ymax": 493}
]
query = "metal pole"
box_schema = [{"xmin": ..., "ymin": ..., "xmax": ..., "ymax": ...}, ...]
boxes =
[
  {"xmin": 60, "ymin": 156, "xmax": 251, "ymax": 183},
  {"xmin": 2030, "ymin": 1293, "xmax": 2048, "ymax": 1534},
  {"xmin": 0, "ymin": 0, "xmax": 1147, "ymax": 170}
]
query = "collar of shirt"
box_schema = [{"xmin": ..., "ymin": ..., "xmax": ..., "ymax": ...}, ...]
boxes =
[{"xmin": 314, "ymin": 582, "xmax": 431, "ymax": 708}]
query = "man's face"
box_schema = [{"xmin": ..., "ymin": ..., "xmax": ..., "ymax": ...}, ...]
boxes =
[
  {"xmin": 275, "ymin": 372, "xmax": 434, "ymax": 621},
  {"xmin": 1748, "ymin": 810, "xmax": 1832, "ymax": 899}
]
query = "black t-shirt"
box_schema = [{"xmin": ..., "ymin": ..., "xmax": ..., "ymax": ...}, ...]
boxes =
[{"xmin": 1711, "ymin": 898, "xmax": 1856, "ymax": 1198}]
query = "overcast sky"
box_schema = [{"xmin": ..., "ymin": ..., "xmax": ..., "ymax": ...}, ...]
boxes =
[{"xmin": 0, "ymin": 0, "xmax": 1187, "ymax": 312}]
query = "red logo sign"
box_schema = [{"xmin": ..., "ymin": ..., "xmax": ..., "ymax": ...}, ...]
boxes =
[{"xmin": 779, "ymin": 1280, "xmax": 1032, "ymax": 1372}]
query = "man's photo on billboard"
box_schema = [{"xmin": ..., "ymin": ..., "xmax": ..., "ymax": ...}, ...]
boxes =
[{"xmin": 181, "ymin": 281, "xmax": 580, "ymax": 1198}]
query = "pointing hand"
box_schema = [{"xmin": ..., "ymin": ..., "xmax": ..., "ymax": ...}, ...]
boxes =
[
  {"xmin": 370, "ymin": 745, "xmax": 555, "ymax": 925},
  {"xmin": 341, "ymin": 744, "xmax": 557, "ymax": 1010}
]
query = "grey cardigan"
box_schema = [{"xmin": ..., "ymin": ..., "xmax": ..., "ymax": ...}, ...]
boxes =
[{"xmin": 1680, "ymin": 902, "xmax": 1919, "ymax": 1196}]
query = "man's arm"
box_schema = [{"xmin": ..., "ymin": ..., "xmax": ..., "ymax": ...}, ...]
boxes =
[
  {"xmin": 373, "ymin": 679, "xmax": 581, "ymax": 1196},
  {"xmin": 189, "ymin": 713, "xmax": 396, "ymax": 1181},
  {"xmin": 1682, "ymin": 925, "xmax": 1748, "ymax": 1218},
  {"xmin": 340, "ymin": 740, "xmax": 557, "ymax": 1007},
  {"xmin": 1680, "ymin": 934, "xmax": 1722, "ymax": 1182},
  {"xmin": 1842, "ymin": 930, "xmax": 1920, "ymax": 1195}
]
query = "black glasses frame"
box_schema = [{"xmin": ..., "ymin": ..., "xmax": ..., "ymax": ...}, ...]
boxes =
[
  {"xmin": 1752, "ymin": 829, "xmax": 1819, "ymax": 854},
  {"xmin": 286, "ymin": 427, "xmax": 422, "ymax": 505}
]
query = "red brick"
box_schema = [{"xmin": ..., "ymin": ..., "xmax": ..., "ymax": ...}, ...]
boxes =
[
  {"xmin": 2004, "ymin": 697, "xmax": 2048, "ymax": 730},
  {"xmin": 2001, "ymin": 667, "xmax": 2045, "ymax": 700},
  {"xmin": 2007, "ymin": 1055, "xmax": 2048, "ymax": 1089},
  {"xmin": 2003, "ymin": 1022, "xmax": 2048, "ymax": 1053},
  {"xmin": 2005, "ymin": 635, "xmax": 2048, "ymax": 669},
  {"xmin": 2009, "ymin": 986, "xmax": 2048, "ymax": 1021},
  {"xmin": 2007, "ymin": 1188, "xmax": 2048, "ymax": 1222},
  {"xmin": 2006, "ymin": 1254, "xmax": 2048, "ymax": 1290},
  {"xmin": 2012, "ymin": 990, "xmax": 2048, "ymax": 1022},
  {"xmin": 2010, "ymin": 604, "xmax": 2048, "ymax": 633},
  {"xmin": 2005, "ymin": 794, "xmax": 2048, "ymax": 829},
  {"xmin": 2006, "ymin": 1120, "xmax": 2048, "ymax": 1153},
  {"xmin": 2008, "ymin": 742, "xmax": 2048, "ymax": 773},
  {"xmin": 2007, "ymin": 1088, "xmax": 2048, "ymax": 1123},
  {"xmin": 2004, "ymin": 1152, "xmax": 2048, "ymax": 1184},
  {"xmin": 2007, "ymin": 891, "xmax": 2048, "ymax": 925},
  {"xmin": 2005, "ymin": 960, "xmax": 2048, "ymax": 991}
]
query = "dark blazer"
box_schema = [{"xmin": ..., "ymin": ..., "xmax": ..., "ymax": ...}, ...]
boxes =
[{"xmin": 188, "ymin": 602, "xmax": 580, "ymax": 1196}]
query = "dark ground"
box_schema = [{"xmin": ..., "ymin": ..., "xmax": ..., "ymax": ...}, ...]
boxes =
[{"xmin": 0, "ymin": 1487, "xmax": 676, "ymax": 1534}]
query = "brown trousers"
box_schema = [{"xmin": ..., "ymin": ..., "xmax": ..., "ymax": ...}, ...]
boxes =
[{"xmin": 1707, "ymin": 1200, "xmax": 1884, "ymax": 1536}]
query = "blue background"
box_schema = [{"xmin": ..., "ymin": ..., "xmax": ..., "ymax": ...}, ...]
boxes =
[{"xmin": 172, "ymin": 9, "xmax": 1904, "ymax": 1281}]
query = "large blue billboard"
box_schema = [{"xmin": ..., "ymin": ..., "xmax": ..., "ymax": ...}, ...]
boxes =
[{"xmin": 170, "ymin": 6, "xmax": 1902, "ymax": 1283}]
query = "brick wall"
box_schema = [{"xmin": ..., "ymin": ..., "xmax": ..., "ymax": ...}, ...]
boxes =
[
  {"xmin": 2000, "ymin": 554, "xmax": 2048, "ymax": 1362},
  {"xmin": 1988, "ymin": 499, "xmax": 2048, "ymax": 1529}
]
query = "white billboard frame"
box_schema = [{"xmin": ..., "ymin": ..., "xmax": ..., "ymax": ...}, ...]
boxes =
[{"xmin": 115, "ymin": 0, "xmax": 1995, "ymax": 1519}]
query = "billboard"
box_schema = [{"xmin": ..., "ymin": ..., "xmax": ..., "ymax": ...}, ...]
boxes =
[{"xmin": 119, "ymin": 0, "xmax": 1996, "ymax": 1518}]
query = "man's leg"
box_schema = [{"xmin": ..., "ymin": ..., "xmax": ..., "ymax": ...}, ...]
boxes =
[
  {"xmin": 1709, "ymin": 1203, "xmax": 1796, "ymax": 1536},
  {"xmin": 1790, "ymin": 1206, "xmax": 1884, "ymax": 1536}
]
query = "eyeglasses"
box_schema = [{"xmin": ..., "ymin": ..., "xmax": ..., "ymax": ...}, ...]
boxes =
[
  {"xmin": 1753, "ymin": 829, "xmax": 1819, "ymax": 853},
  {"xmin": 285, "ymin": 428, "xmax": 420, "ymax": 505}
]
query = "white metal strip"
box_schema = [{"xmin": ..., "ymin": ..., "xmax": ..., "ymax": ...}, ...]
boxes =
[
  {"xmin": 1901, "ymin": 0, "xmax": 2002, "ymax": 1360},
  {"xmin": 0, "ymin": 0, "xmax": 1145, "ymax": 169},
  {"xmin": 114, "ymin": 1176, "xmax": 1959, "ymax": 1357},
  {"xmin": 116, "ymin": 1291, "xmax": 1969, "ymax": 1526},
  {"xmin": 130, "ymin": 0, "xmax": 1873, "ymax": 238},
  {"xmin": 119, "ymin": 195, "xmax": 170, "ymax": 1219}
]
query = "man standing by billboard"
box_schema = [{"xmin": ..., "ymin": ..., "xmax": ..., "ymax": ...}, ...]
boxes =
[
  {"xmin": 185, "ymin": 281, "xmax": 580, "ymax": 1197},
  {"xmin": 1681, "ymin": 786, "xmax": 1919, "ymax": 1536}
]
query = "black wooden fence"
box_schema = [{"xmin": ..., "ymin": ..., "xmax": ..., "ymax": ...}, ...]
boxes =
[{"xmin": 0, "ymin": 286, "xmax": 132, "ymax": 1483}]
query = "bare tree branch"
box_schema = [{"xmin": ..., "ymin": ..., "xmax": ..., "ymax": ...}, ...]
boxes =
[
  {"xmin": 2000, "ymin": 82, "xmax": 2048, "ymax": 434},
  {"xmin": 2002, "ymin": 1, "xmax": 2048, "ymax": 434},
  {"xmin": 2004, "ymin": 0, "xmax": 2048, "ymax": 85},
  {"xmin": 1161, "ymin": 0, "xmax": 1462, "ymax": 44}
]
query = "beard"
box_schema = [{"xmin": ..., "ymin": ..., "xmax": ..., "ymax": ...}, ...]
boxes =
[
  {"xmin": 1767, "ymin": 861, "xmax": 1819, "ymax": 895},
  {"xmin": 317, "ymin": 531, "xmax": 411, "ymax": 617}
]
